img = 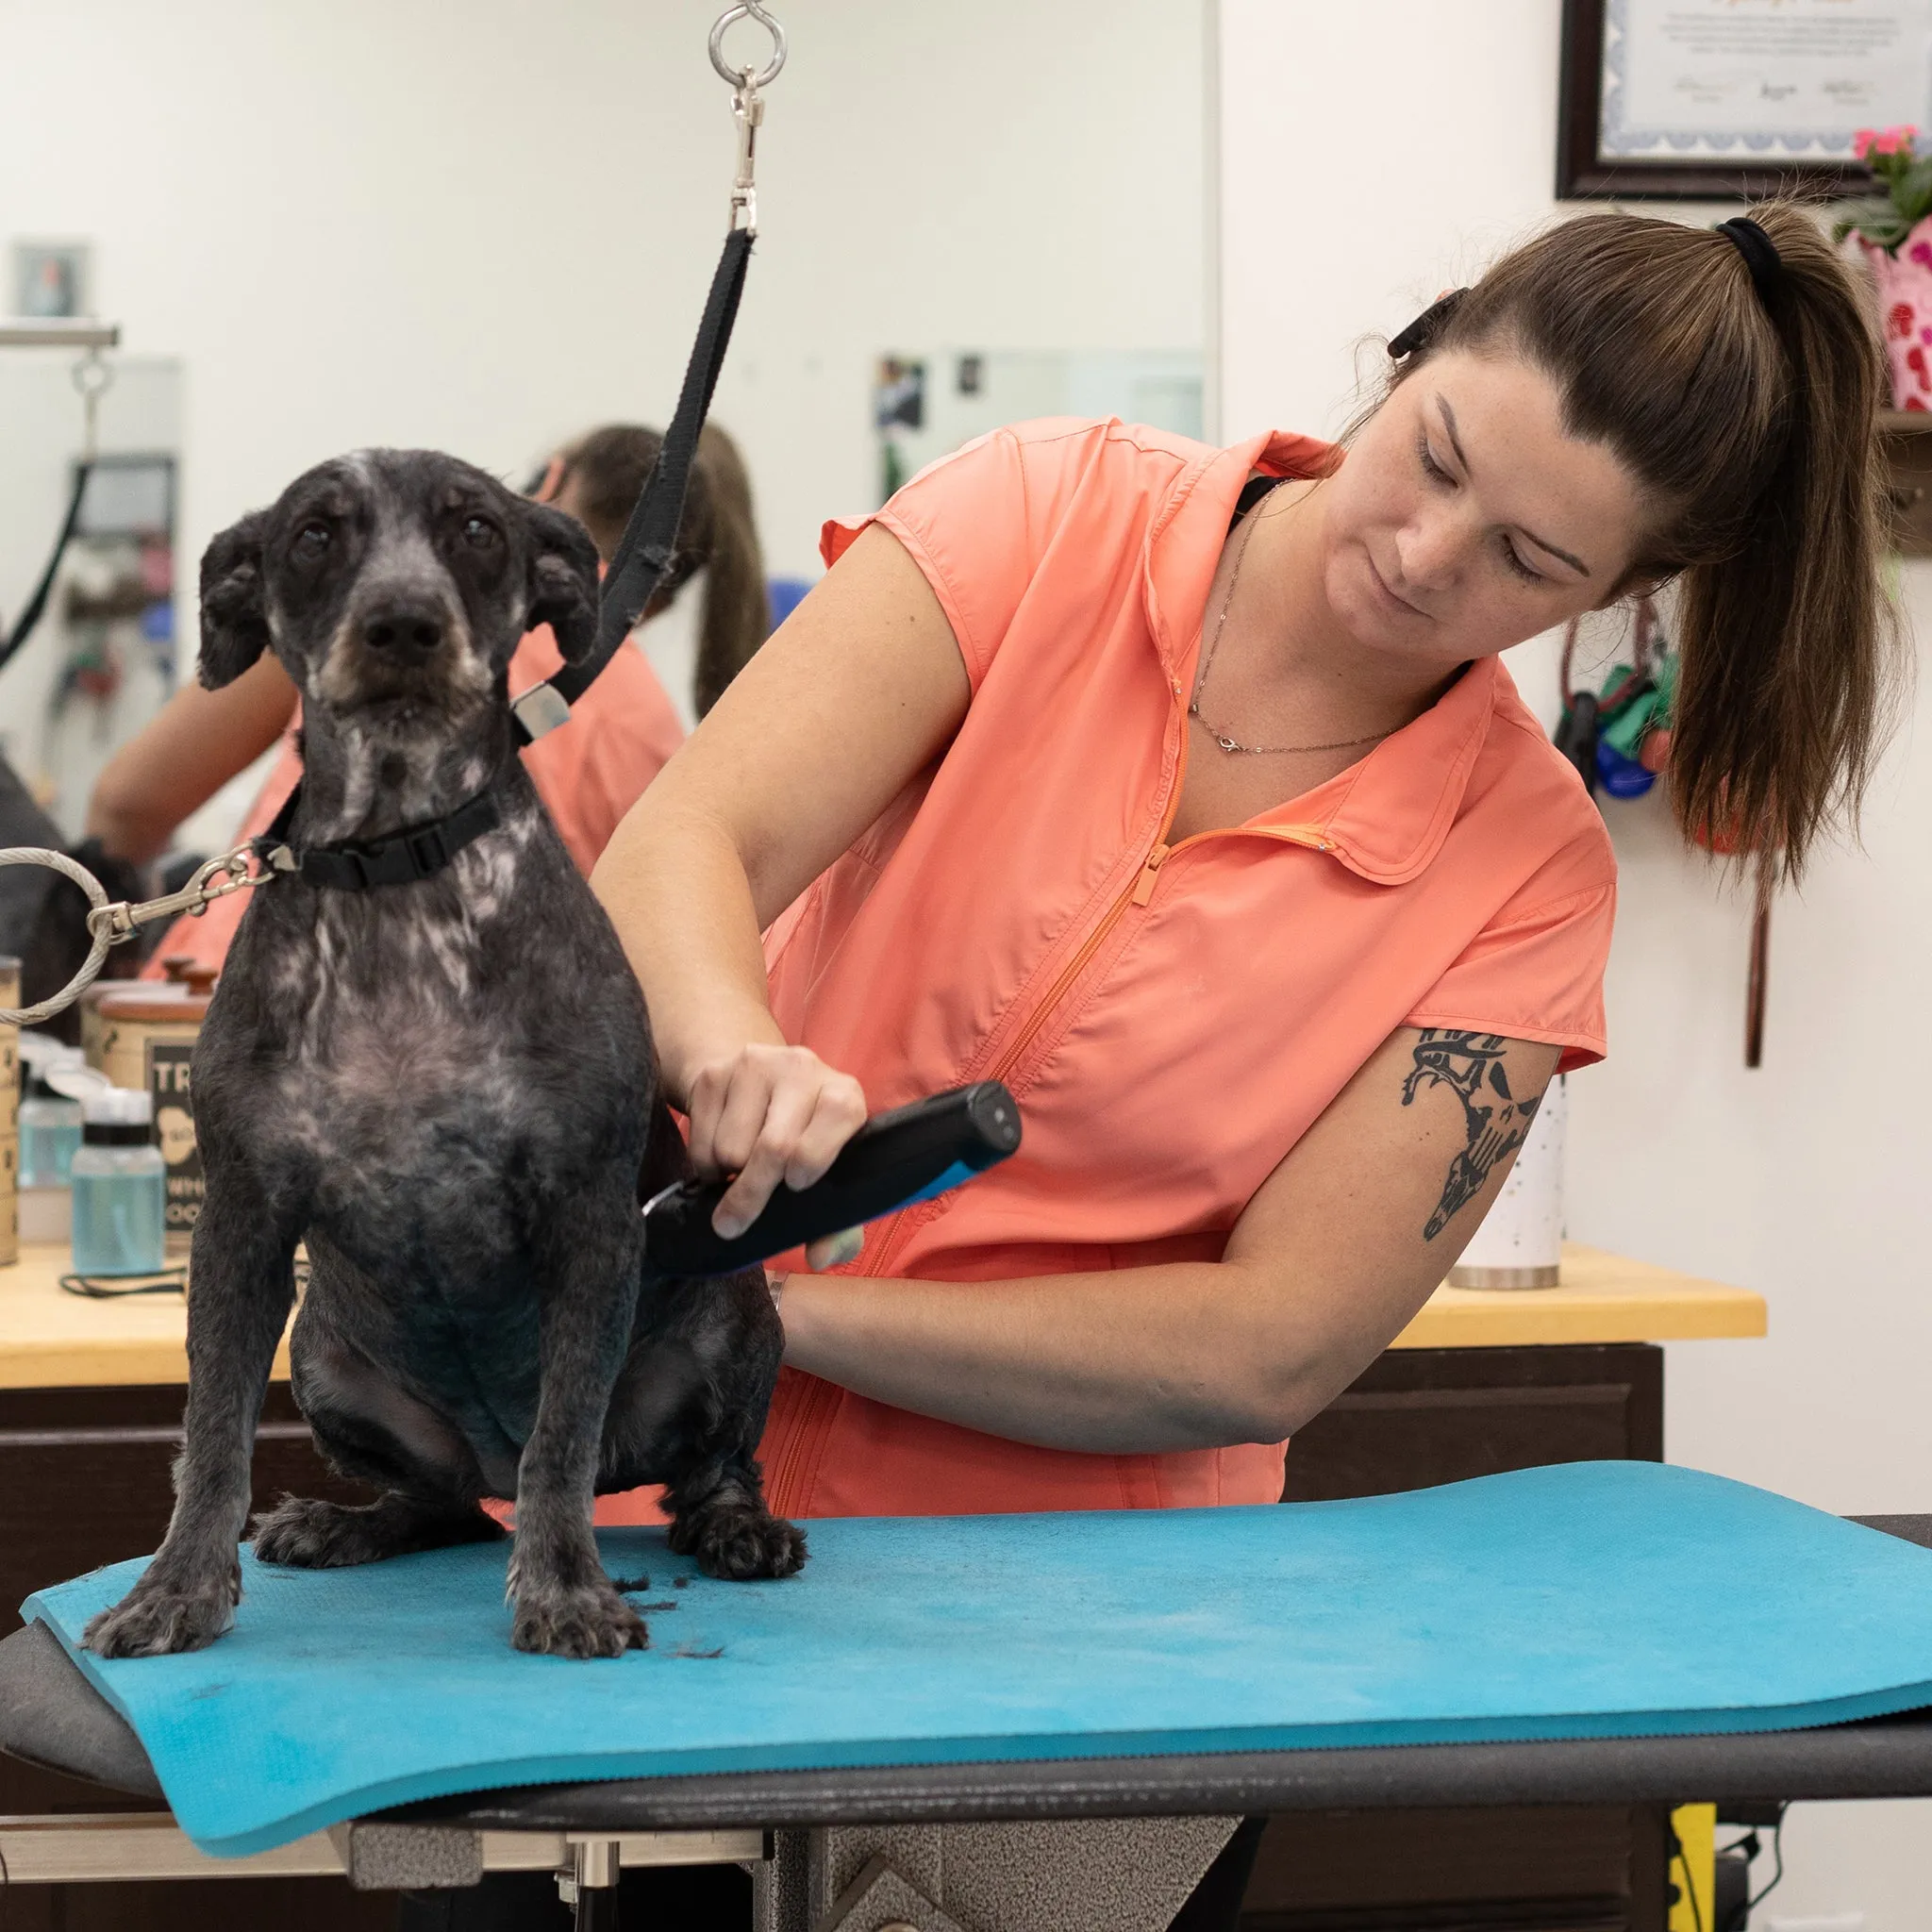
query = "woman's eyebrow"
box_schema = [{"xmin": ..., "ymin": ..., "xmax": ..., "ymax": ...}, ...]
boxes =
[{"xmin": 1436, "ymin": 397, "xmax": 1592, "ymax": 578}]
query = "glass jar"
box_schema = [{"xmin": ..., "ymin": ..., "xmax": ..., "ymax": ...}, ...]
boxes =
[{"xmin": 70, "ymin": 1088, "xmax": 166, "ymax": 1277}]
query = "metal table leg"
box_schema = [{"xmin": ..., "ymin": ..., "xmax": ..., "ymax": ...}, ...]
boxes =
[{"xmin": 558, "ymin": 1835, "xmax": 622, "ymax": 1930}]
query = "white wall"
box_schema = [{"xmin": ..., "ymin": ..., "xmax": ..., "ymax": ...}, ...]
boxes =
[
  {"xmin": 1219, "ymin": 4, "xmax": 1930, "ymax": 1925},
  {"xmin": 0, "ymin": 0, "xmax": 1203, "ymax": 595}
]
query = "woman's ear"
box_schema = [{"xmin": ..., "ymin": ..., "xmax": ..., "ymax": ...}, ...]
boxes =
[
  {"xmin": 523, "ymin": 500, "xmax": 602, "ymax": 663},
  {"xmin": 197, "ymin": 510, "xmax": 273, "ymax": 689}
]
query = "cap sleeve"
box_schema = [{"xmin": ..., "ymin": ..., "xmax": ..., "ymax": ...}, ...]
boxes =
[
  {"xmin": 1404, "ymin": 871, "xmax": 1616, "ymax": 1074},
  {"xmin": 820, "ymin": 426, "xmax": 1037, "ymax": 692}
]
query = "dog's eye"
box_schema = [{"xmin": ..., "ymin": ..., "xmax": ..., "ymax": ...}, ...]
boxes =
[
  {"xmin": 292, "ymin": 522, "xmax": 331, "ymax": 561},
  {"xmin": 461, "ymin": 516, "xmax": 500, "ymax": 550}
]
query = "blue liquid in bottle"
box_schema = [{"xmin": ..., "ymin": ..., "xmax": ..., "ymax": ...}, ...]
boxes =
[
  {"xmin": 19, "ymin": 1097, "xmax": 85, "ymax": 1188},
  {"xmin": 70, "ymin": 1141, "xmax": 168, "ymax": 1276}
]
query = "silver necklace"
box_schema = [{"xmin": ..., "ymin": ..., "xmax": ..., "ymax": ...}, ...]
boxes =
[{"xmin": 1190, "ymin": 507, "xmax": 1398, "ymax": 758}]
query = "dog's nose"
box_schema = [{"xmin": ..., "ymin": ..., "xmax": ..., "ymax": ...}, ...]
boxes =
[{"xmin": 360, "ymin": 605, "xmax": 445, "ymax": 661}]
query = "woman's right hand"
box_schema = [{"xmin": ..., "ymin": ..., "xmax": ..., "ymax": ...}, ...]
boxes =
[{"xmin": 685, "ymin": 1041, "xmax": 870, "ymax": 1247}]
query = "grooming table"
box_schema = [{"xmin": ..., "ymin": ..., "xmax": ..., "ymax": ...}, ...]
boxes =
[{"xmin": 7, "ymin": 1466, "xmax": 1932, "ymax": 1932}]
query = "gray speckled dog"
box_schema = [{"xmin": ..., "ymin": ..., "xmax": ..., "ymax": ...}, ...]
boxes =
[{"xmin": 84, "ymin": 450, "xmax": 804, "ymax": 1662}]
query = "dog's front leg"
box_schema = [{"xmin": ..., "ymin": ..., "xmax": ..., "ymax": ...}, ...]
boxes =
[
  {"xmin": 85, "ymin": 1184, "xmax": 297, "ymax": 1657},
  {"xmin": 508, "ymin": 1205, "xmax": 647, "ymax": 1658}
]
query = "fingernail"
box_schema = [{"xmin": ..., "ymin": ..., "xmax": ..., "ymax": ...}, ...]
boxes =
[
  {"xmin": 812, "ymin": 1226, "xmax": 865, "ymax": 1270},
  {"xmin": 714, "ymin": 1215, "xmax": 744, "ymax": 1241}
]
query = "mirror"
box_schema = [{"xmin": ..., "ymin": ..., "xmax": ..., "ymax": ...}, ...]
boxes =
[
  {"xmin": 1, "ymin": 0, "xmax": 1205, "ymax": 865},
  {"xmin": 0, "ymin": 354, "xmax": 181, "ymax": 839}
]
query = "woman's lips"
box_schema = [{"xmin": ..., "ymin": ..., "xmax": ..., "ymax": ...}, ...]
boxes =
[{"xmin": 1366, "ymin": 550, "xmax": 1427, "ymax": 619}]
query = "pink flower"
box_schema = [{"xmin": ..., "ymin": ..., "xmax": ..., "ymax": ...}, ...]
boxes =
[
  {"xmin": 1874, "ymin": 125, "xmax": 1918, "ymax": 156},
  {"xmin": 1853, "ymin": 127, "xmax": 1878, "ymax": 159}
]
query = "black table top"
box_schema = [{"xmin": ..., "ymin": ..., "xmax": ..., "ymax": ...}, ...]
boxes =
[{"xmin": 6, "ymin": 1513, "xmax": 1929, "ymax": 1828}]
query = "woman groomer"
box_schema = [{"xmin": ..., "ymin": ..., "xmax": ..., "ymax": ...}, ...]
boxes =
[{"xmin": 597, "ymin": 205, "xmax": 1893, "ymax": 1524}]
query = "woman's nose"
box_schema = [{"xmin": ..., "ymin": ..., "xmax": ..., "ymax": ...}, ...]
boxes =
[{"xmin": 1396, "ymin": 506, "xmax": 1474, "ymax": 591}]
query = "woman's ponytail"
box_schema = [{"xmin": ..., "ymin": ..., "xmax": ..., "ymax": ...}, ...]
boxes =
[
  {"xmin": 1667, "ymin": 205, "xmax": 1896, "ymax": 878},
  {"xmin": 544, "ymin": 420, "xmax": 772, "ymax": 722},
  {"xmin": 1398, "ymin": 200, "xmax": 1901, "ymax": 879},
  {"xmin": 689, "ymin": 423, "xmax": 771, "ymax": 719}
]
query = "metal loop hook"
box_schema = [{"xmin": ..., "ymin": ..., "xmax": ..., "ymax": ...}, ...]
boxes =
[
  {"xmin": 72, "ymin": 348, "xmax": 112, "ymax": 462},
  {"xmin": 0, "ymin": 839, "xmax": 279, "ymax": 1024},
  {"xmin": 708, "ymin": 2, "xmax": 786, "ymax": 91}
]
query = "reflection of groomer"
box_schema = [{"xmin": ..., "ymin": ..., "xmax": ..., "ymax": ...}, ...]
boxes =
[
  {"xmin": 82, "ymin": 424, "xmax": 766, "ymax": 977},
  {"xmin": 593, "ymin": 206, "xmax": 1891, "ymax": 1537}
]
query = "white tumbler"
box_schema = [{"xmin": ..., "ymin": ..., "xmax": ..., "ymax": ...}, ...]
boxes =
[{"xmin": 1446, "ymin": 1075, "xmax": 1565, "ymax": 1289}]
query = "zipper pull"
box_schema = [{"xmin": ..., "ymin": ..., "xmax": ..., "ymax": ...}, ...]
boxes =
[{"xmin": 1130, "ymin": 843, "xmax": 1170, "ymax": 908}]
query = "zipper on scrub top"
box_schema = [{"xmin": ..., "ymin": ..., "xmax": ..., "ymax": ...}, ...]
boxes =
[
  {"xmin": 862, "ymin": 702, "xmax": 1331, "ymax": 1280},
  {"xmin": 1129, "ymin": 841, "xmax": 1176, "ymax": 906}
]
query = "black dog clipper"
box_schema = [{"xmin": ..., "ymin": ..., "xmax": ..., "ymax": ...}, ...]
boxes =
[{"xmin": 642, "ymin": 1081, "xmax": 1021, "ymax": 1277}]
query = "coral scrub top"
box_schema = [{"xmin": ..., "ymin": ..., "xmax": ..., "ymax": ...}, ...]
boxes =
[
  {"xmin": 752, "ymin": 417, "xmax": 1617, "ymax": 1522},
  {"xmin": 142, "ymin": 625, "xmax": 685, "ymax": 974}
]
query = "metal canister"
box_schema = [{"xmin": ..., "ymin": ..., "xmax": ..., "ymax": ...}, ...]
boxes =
[
  {"xmin": 0, "ymin": 956, "xmax": 19, "ymax": 1265},
  {"xmin": 95, "ymin": 966, "xmax": 215, "ymax": 1257},
  {"xmin": 1445, "ymin": 1076, "xmax": 1567, "ymax": 1291},
  {"xmin": 82, "ymin": 953, "xmax": 202, "ymax": 1071}
]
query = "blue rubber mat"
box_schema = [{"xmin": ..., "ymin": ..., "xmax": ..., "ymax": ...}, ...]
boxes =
[{"xmin": 25, "ymin": 1461, "xmax": 1932, "ymax": 1857}]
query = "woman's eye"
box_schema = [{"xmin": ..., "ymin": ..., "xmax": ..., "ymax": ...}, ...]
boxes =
[
  {"xmin": 1416, "ymin": 435, "xmax": 1453, "ymax": 485},
  {"xmin": 462, "ymin": 516, "xmax": 500, "ymax": 549},
  {"xmin": 1502, "ymin": 541, "xmax": 1545, "ymax": 585},
  {"xmin": 292, "ymin": 522, "xmax": 331, "ymax": 560}
]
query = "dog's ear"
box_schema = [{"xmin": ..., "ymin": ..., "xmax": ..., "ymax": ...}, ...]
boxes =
[
  {"xmin": 197, "ymin": 510, "xmax": 273, "ymax": 689},
  {"xmin": 523, "ymin": 501, "xmax": 602, "ymax": 664}
]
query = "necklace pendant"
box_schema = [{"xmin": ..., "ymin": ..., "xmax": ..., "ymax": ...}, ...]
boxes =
[{"xmin": 1216, "ymin": 734, "xmax": 1240, "ymax": 754}]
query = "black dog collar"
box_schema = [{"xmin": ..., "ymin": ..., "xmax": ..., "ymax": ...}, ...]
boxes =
[{"xmin": 253, "ymin": 781, "xmax": 502, "ymax": 891}]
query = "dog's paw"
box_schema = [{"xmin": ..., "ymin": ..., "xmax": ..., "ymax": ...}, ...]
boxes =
[
  {"xmin": 510, "ymin": 1580, "xmax": 648, "ymax": 1659},
  {"xmin": 254, "ymin": 1494, "xmax": 505, "ymax": 1569},
  {"xmin": 252, "ymin": 1496, "xmax": 379, "ymax": 1569},
  {"xmin": 681, "ymin": 1504, "xmax": 808, "ymax": 1583},
  {"xmin": 84, "ymin": 1578, "xmax": 235, "ymax": 1657}
]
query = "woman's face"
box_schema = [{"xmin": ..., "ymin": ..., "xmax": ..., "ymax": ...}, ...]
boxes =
[{"xmin": 1317, "ymin": 346, "xmax": 1648, "ymax": 674}]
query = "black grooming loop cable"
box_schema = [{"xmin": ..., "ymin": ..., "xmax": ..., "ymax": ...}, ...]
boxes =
[
  {"xmin": 509, "ymin": 0, "xmax": 782, "ymax": 747},
  {"xmin": 0, "ymin": 348, "xmax": 112, "ymax": 679},
  {"xmin": 0, "ymin": 4, "xmax": 786, "ymax": 1030}
]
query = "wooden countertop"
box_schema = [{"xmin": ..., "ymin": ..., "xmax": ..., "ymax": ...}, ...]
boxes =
[
  {"xmin": 0, "ymin": 1239, "xmax": 1763, "ymax": 1391},
  {"xmin": 1390, "ymin": 1242, "xmax": 1765, "ymax": 1350},
  {"xmin": 0, "ymin": 1243, "xmax": 290, "ymax": 1390}
]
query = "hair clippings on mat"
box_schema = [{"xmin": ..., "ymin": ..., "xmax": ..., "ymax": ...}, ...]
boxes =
[{"xmin": 1388, "ymin": 288, "xmax": 1470, "ymax": 360}]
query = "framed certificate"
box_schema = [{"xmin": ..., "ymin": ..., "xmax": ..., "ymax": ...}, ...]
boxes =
[{"xmin": 1558, "ymin": 0, "xmax": 1932, "ymax": 197}]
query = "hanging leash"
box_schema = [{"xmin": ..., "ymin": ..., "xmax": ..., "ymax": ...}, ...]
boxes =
[
  {"xmin": 0, "ymin": 351, "xmax": 112, "ymax": 677},
  {"xmin": 511, "ymin": 1, "xmax": 780, "ymax": 746},
  {"xmin": 0, "ymin": 7, "xmax": 783, "ymax": 1027}
]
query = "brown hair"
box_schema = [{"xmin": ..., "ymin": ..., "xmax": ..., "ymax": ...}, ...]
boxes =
[
  {"xmin": 1389, "ymin": 202, "xmax": 1898, "ymax": 879},
  {"xmin": 551, "ymin": 420, "xmax": 768, "ymax": 718}
]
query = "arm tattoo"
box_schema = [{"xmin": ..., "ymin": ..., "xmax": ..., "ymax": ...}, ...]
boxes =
[{"xmin": 1400, "ymin": 1030, "xmax": 1543, "ymax": 1241}]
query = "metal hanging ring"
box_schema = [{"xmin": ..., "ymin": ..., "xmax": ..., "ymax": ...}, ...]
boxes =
[
  {"xmin": 73, "ymin": 349, "xmax": 112, "ymax": 461},
  {"xmin": 0, "ymin": 848, "xmax": 114, "ymax": 1026},
  {"xmin": 71, "ymin": 350, "xmax": 113, "ymax": 403},
  {"xmin": 708, "ymin": 3, "xmax": 787, "ymax": 89}
]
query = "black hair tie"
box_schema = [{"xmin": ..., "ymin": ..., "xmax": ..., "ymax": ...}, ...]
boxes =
[
  {"xmin": 1388, "ymin": 288, "xmax": 1471, "ymax": 359},
  {"xmin": 1715, "ymin": 217, "xmax": 1781, "ymax": 305}
]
